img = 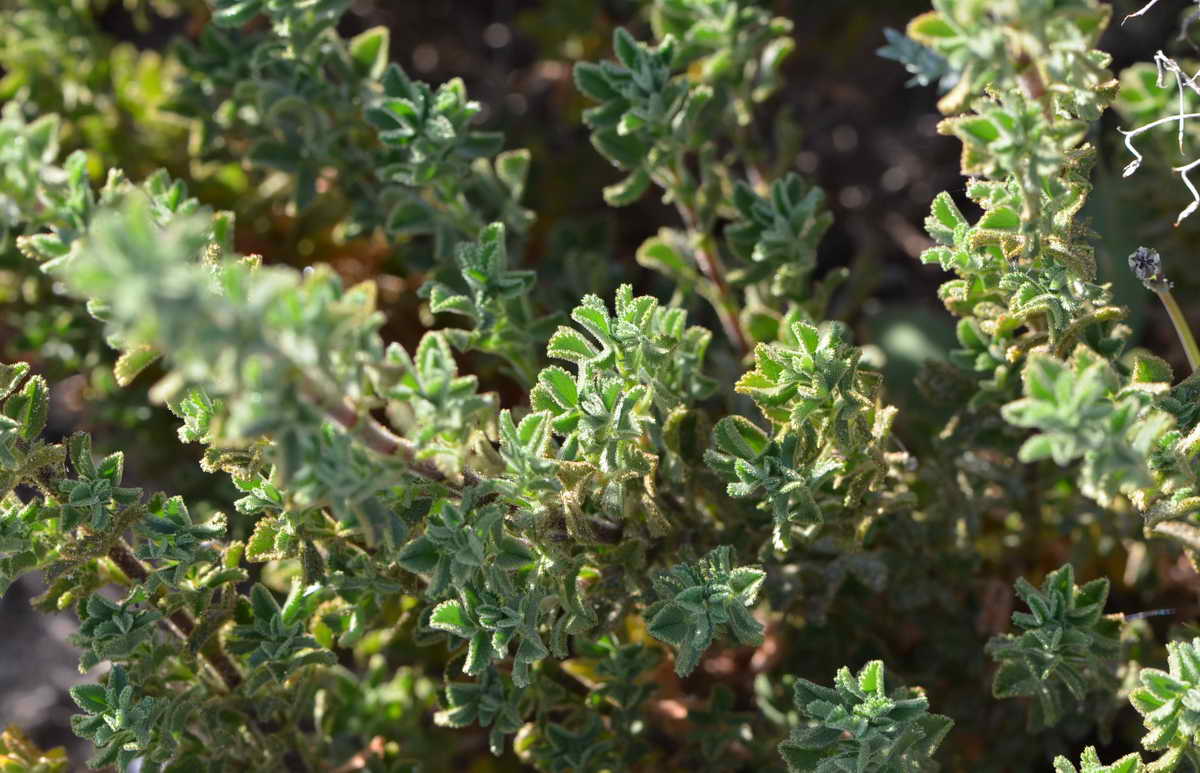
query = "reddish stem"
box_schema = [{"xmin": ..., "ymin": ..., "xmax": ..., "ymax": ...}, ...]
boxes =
[{"xmin": 678, "ymin": 208, "xmax": 751, "ymax": 358}]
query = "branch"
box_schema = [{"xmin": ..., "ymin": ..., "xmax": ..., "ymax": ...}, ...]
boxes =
[
  {"xmin": 1122, "ymin": 0, "xmax": 1169, "ymax": 24},
  {"xmin": 298, "ymin": 378, "xmax": 482, "ymax": 489},
  {"xmin": 677, "ymin": 207, "xmax": 751, "ymax": 359},
  {"xmin": 1015, "ymin": 52, "xmax": 1053, "ymax": 121},
  {"xmin": 106, "ymin": 540, "xmax": 245, "ymax": 692}
]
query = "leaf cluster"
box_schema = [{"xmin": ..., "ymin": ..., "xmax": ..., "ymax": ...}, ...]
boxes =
[
  {"xmin": 778, "ymin": 660, "xmax": 953, "ymax": 773},
  {"xmin": 986, "ymin": 564, "xmax": 1122, "ymax": 730}
]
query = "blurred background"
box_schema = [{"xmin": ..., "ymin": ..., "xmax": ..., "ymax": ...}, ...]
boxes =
[{"xmin": 4, "ymin": 0, "xmax": 1200, "ymax": 767}]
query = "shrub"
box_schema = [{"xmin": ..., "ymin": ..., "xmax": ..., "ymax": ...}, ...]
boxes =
[{"xmin": 4, "ymin": 0, "xmax": 1200, "ymax": 771}]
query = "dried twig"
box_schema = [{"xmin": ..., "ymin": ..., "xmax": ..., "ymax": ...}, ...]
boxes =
[
  {"xmin": 1118, "ymin": 50, "xmax": 1200, "ymax": 224},
  {"xmin": 1123, "ymin": 0, "xmax": 1169, "ymax": 25}
]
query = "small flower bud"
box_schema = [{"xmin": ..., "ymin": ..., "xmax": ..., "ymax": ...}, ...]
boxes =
[{"xmin": 1128, "ymin": 246, "xmax": 1171, "ymax": 292}]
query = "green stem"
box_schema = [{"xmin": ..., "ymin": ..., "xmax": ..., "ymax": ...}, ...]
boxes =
[{"xmin": 1155, "ymin": 287, "xmax": 1200, "ymax": 373}]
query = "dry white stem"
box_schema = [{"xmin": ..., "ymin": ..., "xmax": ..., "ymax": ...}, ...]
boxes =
[
  {"xmin": 1123, "ymin": 0, "xmax": 1168, "ymax": 24},
  {"xmin": 1153, "ymin": 51, "xmax": 1200, "ymax": 151},
  {"xmin": 1121, "ymin": 129, "xmax": 1144, "ymax": 177},
  {"xmin": 1156, "ymin": 53, "xmax": 1187, "ymax": 150},
  {"xmin": 1118, "ymin": 111, "xmax": 1200, "ymax": 176},
  {"xmin": 1175, "ymin": 157, "xmax": 1200, "ymax": 224},
  {"xmin": 1122, "ymin": 108, "xmax": 1200, "ymax": 222}
]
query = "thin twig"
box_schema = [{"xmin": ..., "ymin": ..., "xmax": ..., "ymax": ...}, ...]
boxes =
[
  {"xmin": 1123, "ymin": 0, "xmax": 1168, "ymax": 24},
  {"xmin": 677, "ymin": 207, "xmax": 751, "ymax": 359},
  {"xmin": 1015, "ymin": 53, "xmax": 1053, "ymax": 122},
  {"xmin": 107, "ymin": 540, "xmax": 245, "ymax": 691},
  {"xmin": 1117, "ymin": 51, "xmax": 1200, "ymax": 223},
  {"xmin": 1119, "ymin": 110, "xmax": 1200, "ymax": 223},
  {"xmin": 1174, "ymin": 157, "xmax": 1200, "ymax": 224},
  {"xmin": 298, "ymin": 378, "xmax": 480, "ymax": 489}
]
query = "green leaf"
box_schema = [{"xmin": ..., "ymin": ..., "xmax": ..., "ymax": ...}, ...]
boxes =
[
  {"xmin": 6, "ymin": 376, "xmax": 48, "ymax": 440},
  {"xmin": 986, "ymin": 564, "xmax": 1120, "ymax": 729},
  {"xmin": 573, "ymin": 61, "xmax": 620, "ymax": 101},
  {"xmin": 925, "ymin": 191, "xmax": 966, "ymax": 244},
  {"xmin": 387, "ymin": 200, "xmax": 433, "ymax": 236},
  {"xmin": 69, "ymin": 684, "xmax": 108, "ymax": 714},
  {"xmin": 647, "ymin": 602, "xmax": 689, "ymax": 647},
  {"xmin": 0, "ymin": 363, "xmax": 30, "ymax": 402},
  {"xmin": 712, "ymin": 416, "xmax": 769, "ymax": 460},
  {"xmin": 348, "ymin": 26, "xmax": 390, "ymax": 79},
  {"xmin": 246, "ymin": 518, "xmax": 282, "ymax": 561},
  {"xmin": 602, "ymin": 168, "xmax": 651, "ymax": 207},
  {"xmin": 978, "ymin": 207, "xmax": 1020, "ymax": 231},
  {"xmin": 647, "ymin": 546, "xmax": 765, "ymax": 676},
  {"xmin": 547, "ymin": 329, "xmax": 597, "ymax": 364},
  {"xmin": 495, "ymin": 149, "xmax": 531, "ymax": 200},
  {"xmin": 1053, "ymin": 747, "xmax": 1146, "ymax": 773},
  {"xmin": 957, "ymin": 116, "xmax": 1000, "ymax": 144},
  {"xmin": 1130, "ymin": 638, "xmax": 1200, "ymax": 755},
  {"xmin": 780, "ymin": 659, "xmax": 951, "ymax": 772},
  {"xmin": 613, "ymin": 27, "xmax": 640, "ymax": 69},
  {"xmin": 250, "ymin": 583, "xmax": 279, "ymax": 621},
  {"xmin": 637, "ymin": 232, "xmax": 696, "ymax": 285},
  {"xmin": 396, "ymin": 535, "xmax": 441, "ymax": 574},
  {"xmin": 114, "ymin": 346, "xmax": 159, "ymax": 387},
  {"xmin": 1132, "ymin": 354, "xmax": 1172, "ymax": 385},
  {"xmin": 590, "ymin": 129, "xmax": 647, "ymax": 170},
  {"xmin": 465, "ymin": 631, "xmax": 494, "ymax": 675},
  {"xmin": 495, "ymin": 536, "xmax": 534, "ymax": 569},
  {"xmin": 907, "ymin": 11, "xmax": 956, "ymax": 42},
  {"xmin": 25, "ymin": 113, "xmax": 61, "ymax": 164},
  {"xmin": 213, "ymin": 0, "xmax": 261, "ymax": 27}
]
